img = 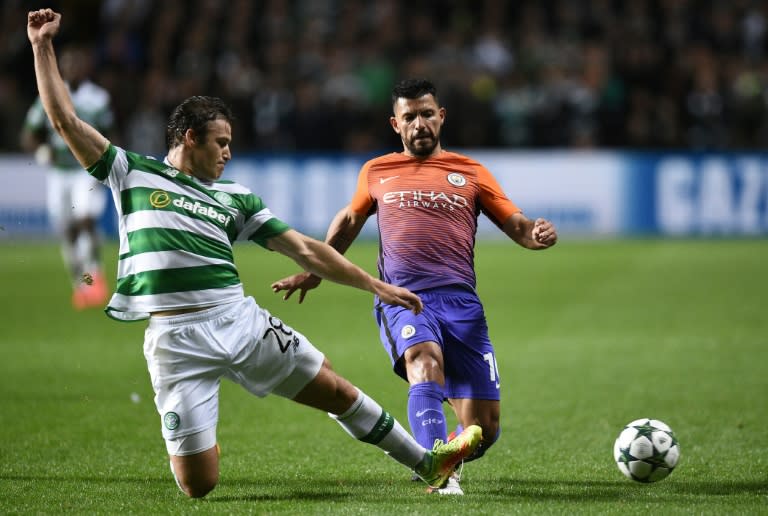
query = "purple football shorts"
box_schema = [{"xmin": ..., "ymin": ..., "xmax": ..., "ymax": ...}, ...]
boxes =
[{"xmin": 375, "ymin": 285, "xmax": 501, "ymax": 400}]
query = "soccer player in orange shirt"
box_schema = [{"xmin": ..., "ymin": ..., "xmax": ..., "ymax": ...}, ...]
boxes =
[{"xmin": 273, "ymin": 78, "xmax": 557, "ymax": 494}]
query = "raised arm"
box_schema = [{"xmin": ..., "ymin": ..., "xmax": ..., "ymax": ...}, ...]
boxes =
[
  {"xmin": 267, "ymin": 228, "xmax": 421, "ymax": 313},
  {"xmin": 271, "ymin": 205, "xmax": 369, "ymax": 303},
  {"xmin": 502, "ymin": 212, "xmax": 558, "ymax": 250},
  {"xmin": 27, "ymin": 9, "xmax": 108, "ymax": 168}
]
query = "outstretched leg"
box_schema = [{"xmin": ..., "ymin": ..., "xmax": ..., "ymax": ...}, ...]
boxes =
[
  {"xmin": 290, "ymin": 357, "xmax": 426, "ymax": 468},
  {"xmin": 287, "ymin": 357, "xmax": 482, "ymax": 489}
]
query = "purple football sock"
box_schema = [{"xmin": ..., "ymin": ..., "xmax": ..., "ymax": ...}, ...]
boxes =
[{"xmin": 407, "ymin": 381, "xmax": 448, "ymax": 449}]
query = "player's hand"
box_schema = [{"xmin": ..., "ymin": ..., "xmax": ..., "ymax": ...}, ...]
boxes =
[
  {"xmin": 271, "ymin": 272, "xmax": 322, "ymax": 304},
  {"xmin": 28, "ymin": 9, "xmax": 61, "ymax": 45},
  {"xmin": 532, "ymin": 218, "xmax": 557, "ymax": 248},
  {"xmin": 374, "ymin": 283, "xmax": 423, "ymax": 315}
]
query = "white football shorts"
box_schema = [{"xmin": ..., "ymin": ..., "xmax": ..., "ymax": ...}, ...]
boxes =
[
  {"xmin": 46, "ymin": 168, "xmax": 107, "ymax": 232},
  {"xmin": 144, "ymin": 296, "xmax": 324, "ymax": 455}
]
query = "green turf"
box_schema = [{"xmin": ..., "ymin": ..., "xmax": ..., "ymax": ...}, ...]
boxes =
[{"xmin": 1, "ymin": 239, "xmax": 766, "ymax": 514}]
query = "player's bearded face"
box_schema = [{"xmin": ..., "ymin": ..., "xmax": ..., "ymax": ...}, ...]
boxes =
[
  {"xmin": 393, "ymin": 96, "xmax": 444, "ymax": 158},
  {"xmin": 405, "ymin": 124, "xmax": 440, "ymax": 157}
]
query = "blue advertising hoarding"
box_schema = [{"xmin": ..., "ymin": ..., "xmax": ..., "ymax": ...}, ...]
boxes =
[{"xmin": 1, "ymin": 151, "xmax": 766, "ymax": 239}]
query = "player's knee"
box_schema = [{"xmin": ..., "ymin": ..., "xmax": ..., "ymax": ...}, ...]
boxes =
[
  {"xmin": 404, "ymin": 346, "xmax": 444, "ymax": 382},
  {"xmin": 172, "ymin": 463, "xmax": 219, "ymax": 498},
  {"xmin": 168, "ymin": 436, "xmax": 220, "ymax": 498},
  {"xmin": 179, "ymin": 477, "xmax": 217, "ymax": 498}
]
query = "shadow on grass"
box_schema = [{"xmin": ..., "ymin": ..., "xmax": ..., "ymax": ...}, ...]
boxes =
[
  {"xmin": 481, "ymin": 478, "xmax": 768, "ymax": 501},
  {"xmin": 207, "ymin": 476, "xmax": 768, "ymax": 503},
  {"xmin": 208, "ymin": 478, "xmax": 379, "ymax": 502},
  {"xmin": 210, "ymin": 492, "xmax": 352, "ymax": 503},
  {"xmin": 1, "ymin": 474, "xmax": 165, "ymax": 484},
  {"xmin": 3, "ymin": 474, "xmax": 765, "ymax": 502},
  {"xmin": 0, "ymin": 474, "xmax": 353, "ymax": 503}
]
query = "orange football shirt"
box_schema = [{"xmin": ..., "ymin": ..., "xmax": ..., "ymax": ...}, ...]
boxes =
[{"xmin": 349, "ymin": 150, "xmax": 521, "ymax": 292}]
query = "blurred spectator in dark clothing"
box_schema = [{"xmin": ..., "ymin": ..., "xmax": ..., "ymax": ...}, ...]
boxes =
[{"xmin": 5, "ymin": 0, "xmax": 768, "ymax": 153}]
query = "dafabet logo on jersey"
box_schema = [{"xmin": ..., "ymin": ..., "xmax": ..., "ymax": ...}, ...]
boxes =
[
  {"xmin": 173, "ymin": 196, "xmax": 232, "ymax": 225},
  {"xmin": 149, "ymin": 190, "xmax": 171, "ymax": 208},
  {"xmin": 149, "ymin": 190, "xmax": 232, "ymax": 225}
]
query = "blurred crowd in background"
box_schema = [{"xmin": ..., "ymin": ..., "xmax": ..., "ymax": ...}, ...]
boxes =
[{"xmin": 2, "ymin": 0, "xmax": 768, "ymax": 155}]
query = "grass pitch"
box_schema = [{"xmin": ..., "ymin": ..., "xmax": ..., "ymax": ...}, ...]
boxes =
[{"xmin": 1, "ymin": 239, "xmax": 766, "ymax": 514}]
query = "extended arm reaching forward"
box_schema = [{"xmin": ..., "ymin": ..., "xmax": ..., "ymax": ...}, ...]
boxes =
[
  {"xmin": 270, "ymin": 205, "xmax": 368, "ymax": 303},
  {"xmin": 267, "ymin": 229, "xmax": 421, "ymax": 314}
]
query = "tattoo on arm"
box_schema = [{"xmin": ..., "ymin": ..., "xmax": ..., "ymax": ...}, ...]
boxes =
[{"xmin": 327, "ymin": 231, "xmax": 356, "ymax": 254}]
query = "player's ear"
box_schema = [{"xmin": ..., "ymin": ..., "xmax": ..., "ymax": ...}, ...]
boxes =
[
  {"xmin": 389, "ymin": 116, "xmax": 400, "ymax": 134},
  {"xmin": 184, "ymin": 128, "xmax": 197, "ymax": 146}
]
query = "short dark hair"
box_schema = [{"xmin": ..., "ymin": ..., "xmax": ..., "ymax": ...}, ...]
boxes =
[
  {"xmin": 166, "ymin": 96, "xmax": 234, "ymax": 149},
  {"xmin": 391, "ymin": 79, "xmax": 438, "ymax": 107}
]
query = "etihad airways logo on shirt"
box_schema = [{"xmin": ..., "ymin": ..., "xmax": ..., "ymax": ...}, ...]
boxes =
[{"xmin": 382, "ymin": 190, "xmax": 468, "ymax": 210}]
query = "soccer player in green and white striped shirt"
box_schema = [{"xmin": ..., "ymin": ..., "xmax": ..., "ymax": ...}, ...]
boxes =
[
  {"xmin": 27, "ymin": 7, "xmax": 482, "ymax": 499},
  {"xmin": 88, "ymin": 142, "xmax": 277, "ymax": 321}
]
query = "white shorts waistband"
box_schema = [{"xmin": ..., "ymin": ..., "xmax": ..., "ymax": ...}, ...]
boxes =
[{"xmin": 148, "ymin": 299, "xmax": 244, "ymax": 328}]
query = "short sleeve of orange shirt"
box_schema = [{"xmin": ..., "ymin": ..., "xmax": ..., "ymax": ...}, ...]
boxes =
[{"xmin": 347, "ymin": 151, "xmax": 521, "ymax": 291}]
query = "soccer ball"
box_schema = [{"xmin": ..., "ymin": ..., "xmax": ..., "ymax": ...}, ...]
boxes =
[{"xmin": 613, "ymin": 418, "xmax": 680, "ymax": 483}]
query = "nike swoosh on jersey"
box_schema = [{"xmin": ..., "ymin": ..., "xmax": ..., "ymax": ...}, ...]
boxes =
[
  {"xmin": 379, "ymin": 175, "xmax": 400, "ymax": 184},
  {"xmin": 415, "ymin": 408, "xmax": 441, "ymax": 417}
]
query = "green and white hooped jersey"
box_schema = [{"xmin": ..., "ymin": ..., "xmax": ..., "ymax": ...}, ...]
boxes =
[
  {"xmin": 25, "ymin": 80, "xmax": 114, "ymax": 171},
  {"xmin": 88, "ymin": 144, "xmax": 291, "ymax": 321}
]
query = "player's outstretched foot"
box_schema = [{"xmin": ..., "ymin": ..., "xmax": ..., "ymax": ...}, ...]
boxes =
[
  {"xmin": 414, "ymin": 424, "xmax": 482, "ymax": 489},
  {"xmin": 427, "ymin": 472, "xmax": 463, "ymax": 495}
]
